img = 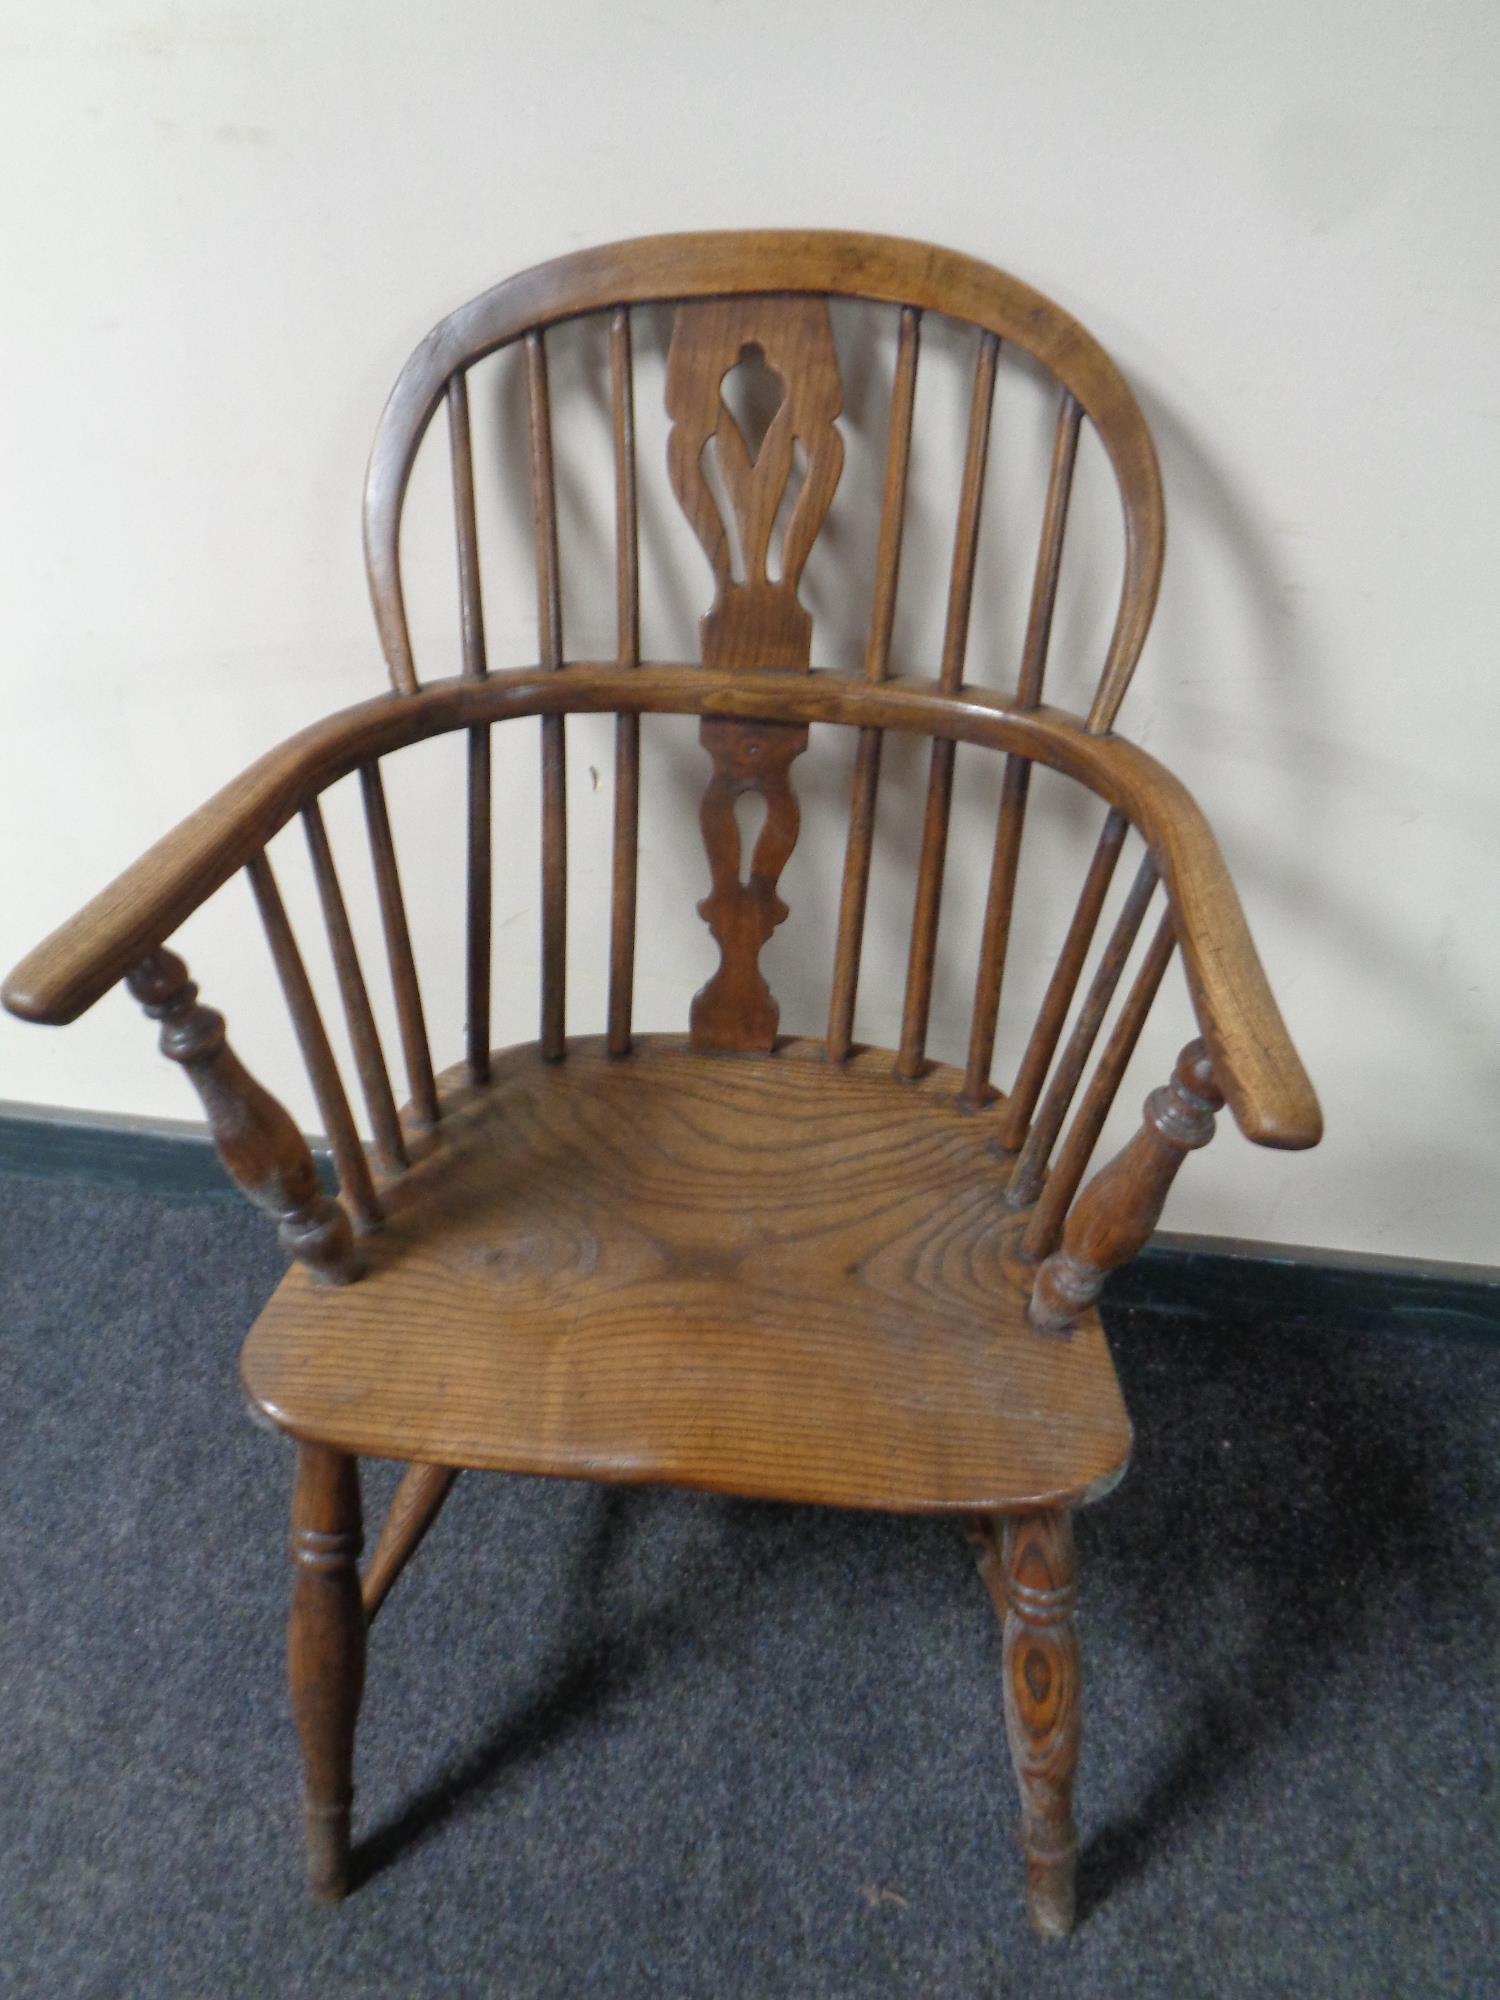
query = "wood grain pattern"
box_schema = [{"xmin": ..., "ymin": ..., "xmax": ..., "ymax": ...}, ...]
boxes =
[
  {"xmin": 665, "ymin": 295, "xmax": 843, "ymax": 672},
  {"xmin": 362, "ymin": 232, "xmax": 1163, "ymax": 719},
  {"xmin": 288, "ymin": 1443, "xmax": 365, "ymax": 1901},
  {"xmin": 1, "ymin": 235, "xmax": 1327, "ymax": 1927},
  {"xmin": 0, "ymin": 663, "xmax": 1322, "ymax": 1153},
  {"xmin": 1030, "ymin": 1039, "xmax": 1223, "ymax": 1333},
  {"xmin": 126, "ymin": 949, "xmax": 363, "ymax": 1285},
  {"xmin": 665, "ymin": 297, "xmax": 842, "ymax": 1051},
  {"xmin": 242, "ymin": 1037, "xmax": 1132, "ymax": 1512},
  {"xmin": 690, "ymin": 719, "xmax": 809, "ymax": 1052},
  {"xmin": 975, "ymin": 1510, "xmax": 1081, "ymax": 1938}
]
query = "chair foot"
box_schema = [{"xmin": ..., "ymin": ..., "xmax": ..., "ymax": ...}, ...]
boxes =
[
  {"xmin": 971, "ymin": 1509, "xmax": 1081, "ymax": 1938},
  {"xmin": 288, "ymin": 1443, "xmax": 366, "ymax": 1903},
  {"xmin": 304, "ymin": 1801, "xmax": 354, "ymax": 1904}
]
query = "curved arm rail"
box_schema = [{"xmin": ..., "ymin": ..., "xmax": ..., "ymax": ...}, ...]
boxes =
[{"xmin": 1, "ymin": 664, "xmax": 1320, "ymax": 1150}]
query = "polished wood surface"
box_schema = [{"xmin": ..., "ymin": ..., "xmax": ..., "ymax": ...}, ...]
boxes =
[
  {"xmin": 361, "ymin": 1462, "xmax": 459, "ymax": 1625},
  {"xmin": 288, "ymin": 1443, "xmax": 365, "ymax": 1901},
  {"xmin": 0, "ymin": 665, "xmax": 1321, "ymax": 1149},
  {"xmin": 3, "ymin": 231, "xmax": 1323, "ymax": 1924},
  {"xmin": 243, "ymin": 1037, "xmax": 1131, "ymax": 1513},
  {"xmin": 126, "ymin": 949, "xmax": 362, "ymax": 1285},
  {"xmin": 361, "ymin": 231, "xmax": 1164, "ymax": 716},
  {"xmin": 974, "ymin": 1510, "xmax": 1082, "ymax": 1938},
  {"xmin": 1030, "ymin": 1039, "xmax": 1225, "ymax": 1333}
]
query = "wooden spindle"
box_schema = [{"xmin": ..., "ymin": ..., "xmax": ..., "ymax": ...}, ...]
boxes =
[
  {"xmin": 896, "ymin": 736, "xmax": 957, "ymax": 1079},
  {"xmin": 465, "ymin": 725, "xmax": 492, "ymax": 1084},
  {"xmin": 896, "ymin": 334, "xmax": 1000, "ymax": 1079},
  {"xmin": 607, "ymin": 307, "xmax": 639, "ymax": 1058},
  {"xmin": 358, "ymin": 761, "xmax": 440, "ymax": 1127},
  {"xmin": 1016, "ymin": 393, "xmax": 1082, "ymax": 707},
  {"xmin": 960, "ymin": 394, "xmax": 1085, "ymax": 1107},
  {"xmin": 528, "ymin": 328, "xmax": 567, "ymax": 1061},
  {"xmin": 127, "ymin": 949, "xmax": 362, "ymax": 1285},
  {"xmin": 300, "ymin": 802, "xmax": 407, "ymax": 1177},
  {"xmin": 448, "ymin": 371, "xmax": 493, "ymax": 1084},
  {"xmin": 1021, "ymin": 911, "xmax": 1176, "ymax": 1263},
  {"xmin": 962, "ymin": 754, "xmax": 1032, "ymax": 1105},
  {"xmin": 998, "ymin": 810, "xmax": 1129, "ymax": 1152},
  {"xmin": 1030, "ymin": 1040, "xmax": 1223, "ymax": 1334},
  {"xmin": 362, "ymin": 1462, "xmax": 459, "ymax": 1624},
  {"xmin": 539, "ymin": 718, "xmax": 567, "ymax": 1062},
  {"xmin": 940, "ymin": 330, "xmax": 1000, "ymax": 693},
  {"xmin": 610, "ymin": 308, "xmax": 640, "ymax": 667},
  {"xmin": 1005, "ymin": 853, "xmax": 1158, "ymax": 1208},
  {"xmin": 864, "ymin": 305, "xmax": 921, "ymax": 687},
  {"xmin": 447, "ymin": 372, "xmax": 487, "ymax": 681},
  {"xmin": 828, "ymin": 305, "xmax": 920, "ymax": 1063},
  {"xmin": 246, "ymin": 851, "xmax": 382, "ymax": 1232},
  {"xmin": 526, "ymin": 328, "xmax": 563, "ymax": 672},
  {"xmin": 827, "ymin": 728, "xmax": 882, "ymax": 1064}
]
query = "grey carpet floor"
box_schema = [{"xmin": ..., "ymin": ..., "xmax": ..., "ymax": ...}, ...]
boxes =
[{"xmin": 1, "ymin": 1175, "xmax": 1496, "ymax": 1998}]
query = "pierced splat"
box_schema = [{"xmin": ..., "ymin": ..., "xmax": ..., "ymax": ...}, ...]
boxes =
[
  {"xmin": 666, "ymin": 297, "xmax": 844, "ymax": 1051},
  {"xmin": 666, "ymin": 296, "xmax": 843, "ymax": 670},
  {"xmin": 690, "ymin": 715, "xmax": 806, "ymax": 1050}
]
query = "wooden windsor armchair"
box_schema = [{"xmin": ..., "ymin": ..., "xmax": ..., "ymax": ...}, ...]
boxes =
[{"xmin": 3, "ymin": 232, "xmax": 1321, "ymax": 1937}]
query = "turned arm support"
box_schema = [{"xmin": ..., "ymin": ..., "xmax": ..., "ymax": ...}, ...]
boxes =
[
  {"xmin": 127, "ymin": 948, "xmax": 363, "ymax": 1285},
  {"xmin": 1029, "ymin": 1038, "xmax": 1223, "ymax": 1334}
]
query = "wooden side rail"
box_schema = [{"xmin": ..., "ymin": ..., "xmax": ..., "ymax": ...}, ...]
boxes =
[{"xmin": 0, "ymin": 664, "xmax": 1320, "ymax": 1152}]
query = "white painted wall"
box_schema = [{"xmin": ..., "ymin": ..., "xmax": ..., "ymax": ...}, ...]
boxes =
[{"xmin": 2, "ymin": 1, "xmax": 1496, "ymax": 1263}]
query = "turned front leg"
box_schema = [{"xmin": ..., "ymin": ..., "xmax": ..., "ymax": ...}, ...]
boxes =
[
  {"xmin": 126, "ymin": 948, "xmax": 362, "ymax": 1285},
  {"xmin": 1030, "ymin": 1038, "xmax": 1222, "ymax": 1334},
  {"xmin": 973, "ymin": 1511, "xmax": 1082, "ymax": 1938},
  {"xmin": 289, "ymin": 1444, "xmax": 366, "ymax": 1901}
]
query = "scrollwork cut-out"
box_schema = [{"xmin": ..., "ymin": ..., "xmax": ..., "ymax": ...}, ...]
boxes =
[{"xmin": 665, "ymin": 297, "xmax": 844, "ymax": 1050}]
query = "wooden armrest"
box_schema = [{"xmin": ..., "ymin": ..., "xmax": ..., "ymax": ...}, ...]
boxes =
[
  {"xmin": 2, "ymin": 695, "xmax": 406, "ymax": 1027},
  {"xmin": 1090, "ymin": 735, "xmax": 1323, "ymax": 1152},
  {"xmin": 2, "ymin": 663, "xmax": 1323, "ymax": 1155}
]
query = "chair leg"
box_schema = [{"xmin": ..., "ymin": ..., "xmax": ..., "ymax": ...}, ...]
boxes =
[
  {"xmin": 972, "ymin": 1509, "xmax": 1081, "ymax": 1937},
  {"xmin": 288, "ymin": 1442, "xmax": 366, "ymax": 1901}
]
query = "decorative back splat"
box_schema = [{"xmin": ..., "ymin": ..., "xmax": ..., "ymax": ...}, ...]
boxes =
[{"xmin": 665, "ymin": 296, "xmax": 844, "ymax": 1050}]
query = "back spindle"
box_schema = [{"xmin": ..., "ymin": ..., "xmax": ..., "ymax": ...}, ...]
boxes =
[
  {"xmin": 897, "ymin": 330, "xmax": 1000, "ymax": 1079},
  {"xmin": 1005, "ymin": 850, "xmax": 1158, "ymax": 1208},
  {"xmin": 245, "ymin": 849, "xmax": 382, "ymax": 1232},
  {"xmin": 448, "ymin": 371, "xmax": 492, "ymax": 1083},
  {"xmin": 301, "ymin": 801, "xmax": 407, "ymax": 1176},
  {"xmin": 828, "ymin": 304, "xmax": 921, "ymax": 1062},
  {"xmin": 998, "ymin": 808, "xmax": 1129, "ymax": 1151},
  {"xmin": 607, "ymin": 306, "xmax": 640, "ymax": 1057},
  {"xmin": 962, "ymin": 393, "xmax": 1084, "ymax": 1105},
  {"xmin": 1021, "ymin": 909, "xmax": 1177, "ymax": 1263},
  {"xmin": 359, "ymin": 761, "xmax": 440, "ymax": 1127},
  {"xmin": 527, "ymin": 328, "xmax": 567, "ymax": 1060}
]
